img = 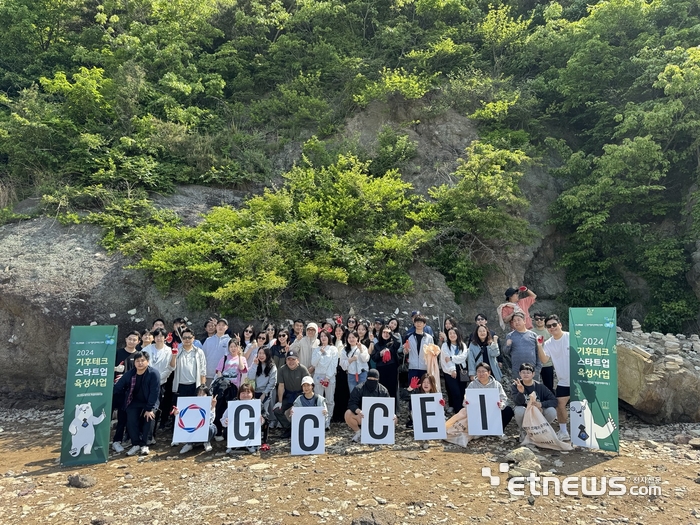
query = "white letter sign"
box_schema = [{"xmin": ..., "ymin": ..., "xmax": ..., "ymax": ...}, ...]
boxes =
[
  {"xmin": 411, "ymin": 394, "xmax": 447, "ymax": 440},
  {"xmin": 465, "ymin": 389, "xmax": 503, "ymax": 436},
  {"xmin": 291, "ymin": 406, "xmax": 325, "ymax": 455},
  {"xmin": 227, "ymin": 400, "xmax": 261, "ymax": 448},
  {"xmin": 360, "ymin": 397, "xmax": 395, "ymax": 445}
]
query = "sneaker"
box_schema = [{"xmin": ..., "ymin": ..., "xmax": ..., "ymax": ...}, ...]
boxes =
[
  {"xmin": 140, "ymin": 446, "xmax": 150, "ymax": 455},
  {"xmin": 203, "ymin": 443, "xmax": 213, "ymax": 452},
  {"xmin": 126, "ymin": 445, "xmax": 141, "ymax": 456},
  {"xmin": 247, "ymin": 446, "xmax": 258, "ymax": 454},
  {"xmin": 170, "ymin": 441, "xmax": 178, "ymax": 447},
  {"xmin": 214, "ymin": 435, "xmax": 225, "ymax": 442},
  {"xmin": 226, "ymin": 448, "xmax": 232, "ymax": 454},
  {"xmin": 180, "ymin": 443, "xmax": 194, "ymax": 454},
  {"xmin": 352, "ymin": 430, "xmax": 361, "ymax": 443},
  {"xmin": 147, "ymin": 438, "xmax": 156, "ymax": 446},
  {"xmin": 281, "ymin": 429, "xmax": 292, "ymax": 439},
  {"xmin": 557, "ymin": 430, "xmax": 571, "ymax": 442},
  {"xmin": 112, "ymin": 441, "xmax": 124, "ymax": 454},
  {"xmin": 519, "ymin": 430, "xmax": 527, "ymax": 442},
  {"xmin": 405, "ymin": 419, "xmax": 413, "ymax": 429}
]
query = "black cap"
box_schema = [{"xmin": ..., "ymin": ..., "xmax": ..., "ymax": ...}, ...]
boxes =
[
  {"xmin": 505, "ymin": 287, "xmax": 518, "ymax": 299},
  {"xmin": 367, "ymin": 369, "xmax": 380, "ymax": 380},
  {"xmin": 286, "ymin": 350, "xmax": 299, "ymax": 359}
]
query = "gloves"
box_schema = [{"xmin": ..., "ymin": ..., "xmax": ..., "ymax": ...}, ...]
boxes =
[
  {"xmin": 114, "ymin": 363, "xmax": 125, "ymax": 373},
  {"xmin": 273, "ymin": 402, "xmax": 282, "ymax": 410},
  {"xmin": 409, "ymin": 376, "xmax": 420, "ymax": 390},
  {"xmin": 519, "ymin": 286, "xmax": 528, "ymax": 292},
  {"xmin": 382, "ymin": 351, "xmax": 391, "ymax": 363},
  {"xmin": 439, "ymin": 399, "xmax": 446, "ymax": 407}
]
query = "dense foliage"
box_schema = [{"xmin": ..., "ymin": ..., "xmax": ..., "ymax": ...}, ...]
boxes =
[{"xmin": 1, "ymin": 0, "xmax": 699, "ymax": 329}]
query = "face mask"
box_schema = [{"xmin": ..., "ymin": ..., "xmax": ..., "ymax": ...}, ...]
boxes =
[{"xmin": 365, "ymin": 379, "xmax": 378, "ymax": 392}]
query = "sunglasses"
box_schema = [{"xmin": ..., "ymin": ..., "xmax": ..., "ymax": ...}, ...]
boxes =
[
  {"xmin": 182, "ymin": 336, "xmax": 194, "ymax": 340},
  {"xmin": 244, "ymin": 329, "xmax": 252, "ymax": 333},
  {"xmin": 257, "ymin": 336, "xmax": 266, "ymax": 340},
  {"xmin": 534, "ymin": 317, "xmax": 545, "ymax": 321},
  {"xmin": 546, "ymin": 323, "xmax": 558, "ymax": 328}
]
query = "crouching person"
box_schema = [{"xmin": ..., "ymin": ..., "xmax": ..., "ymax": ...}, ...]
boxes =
[
  {"xmin": 113, "ymin": 351, "xmax": 160, "ymax": 456},
  {"xmin": 511, "ymin": 362, "xmax": 557, "ymax": 441}
]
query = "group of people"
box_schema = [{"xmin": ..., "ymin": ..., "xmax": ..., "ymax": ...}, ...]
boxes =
[{"xmin": 110, "ymin": 284, "xmax": 573, "ymax": 455}]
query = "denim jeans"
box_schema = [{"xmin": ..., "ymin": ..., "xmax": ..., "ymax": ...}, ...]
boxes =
[{"xmin": 347, "ymin": 370, "xmax": 367, "ymax": 391}]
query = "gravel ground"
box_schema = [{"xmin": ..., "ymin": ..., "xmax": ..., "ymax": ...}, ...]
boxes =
[{"xmin": 1, "ymin": 402, "xmax": 700, "ymax": 525}]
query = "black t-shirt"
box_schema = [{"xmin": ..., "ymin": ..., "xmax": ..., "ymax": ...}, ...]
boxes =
[
  {"xmin": 133, "ymin": 373, "xmax": 148, "ymax": 405},
  {"xmin": 115, "ymin": 348, "xmax": 137, "ymax": 380}
]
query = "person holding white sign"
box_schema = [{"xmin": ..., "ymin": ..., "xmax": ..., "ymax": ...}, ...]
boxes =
[
  {"xmin": 465, "ymin": 363, "xmax": 514, "ymax": 432},
  {"xmin": 222, "ymin": 383, "xmax": 269, "ymax": 454},
  {"xmin": 290, "ymin": 376, "xmax": 328, "ymax": 421},
  {"xmin": 344, "ymin": 369, "xmax": 396, "ymax": 442}
]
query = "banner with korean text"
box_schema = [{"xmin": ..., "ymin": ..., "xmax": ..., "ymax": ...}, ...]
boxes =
[
  {"xmin": 569, "ymin": 308, "xmax": 619, "ymax": 452},
  {"xmin": 60, "ymin": 325, "xmax": 117, "ymax": 466}
]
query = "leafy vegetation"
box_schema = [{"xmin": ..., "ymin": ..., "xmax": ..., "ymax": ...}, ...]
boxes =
[{"xmin": 1, "ymin": 0, "xmax": 699, "ymax": 329}]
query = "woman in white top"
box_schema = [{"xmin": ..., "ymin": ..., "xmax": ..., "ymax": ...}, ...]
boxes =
[
  {"xmin": 311, "ymin": 330, "xmax": 339, "ymax": 429},
  {"xmin": 339, "ymin": 330, "xmax": 370, "ymax": 391},
  {"xmin": 440, "ymin": 327, "xmax": 469, "ymax": 415}
]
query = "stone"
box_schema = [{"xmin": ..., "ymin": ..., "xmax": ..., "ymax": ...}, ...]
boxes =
[
  {"xmin": 689, "ymin": 438, "xmax": 700, "ymax": 450},
  {"xmin": 505, "ymin": 447, "xmax": 537, "ymax": 463},
  {"xmin": 350, "ymin": 510, "xmax": 396, "ymax": 525},
  {"xmin": 67, "ymin": 474, "xmax": 96, "ymax": 489},
  {"xmin": 631, "ymin": 320, "xmax": 642, "ymax": 331},
  {"xmin": 673, "ymin": 435, "xmax": 691, "ymax": 445},
  {"xmin": 528, "ymin": 496, "xmax": 536, "ymax": 505},
  {"xmin": 357, "ymin": 499, "xmax": 379, "ymax": 507}
]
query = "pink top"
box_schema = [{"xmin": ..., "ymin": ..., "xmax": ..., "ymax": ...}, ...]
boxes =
[
  {"xmin": 216, "ymin": 355, "xmax": 248, "ymax": 386},
  {"xmin": 500, "ymin": 296, "xmax": 536, "ymax": 330}
]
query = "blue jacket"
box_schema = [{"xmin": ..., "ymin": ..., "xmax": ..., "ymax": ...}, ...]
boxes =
[{"xmin": 113, "ymin": 366, "xmax": 161, "ymax": 412}]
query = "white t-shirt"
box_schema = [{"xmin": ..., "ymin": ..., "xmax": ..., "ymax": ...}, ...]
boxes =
[{"xmin": 543, "ymin": 332, "xmax": 570, "ymax": 387}]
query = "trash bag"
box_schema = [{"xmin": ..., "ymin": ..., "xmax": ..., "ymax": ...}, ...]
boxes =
[
  {"xmin": 522, "ymin": 392, "xmax": 573, "ymax": 451},
  {"xmin": 445, "ymin": 408, "xmax": 471, "ymax": 448}
]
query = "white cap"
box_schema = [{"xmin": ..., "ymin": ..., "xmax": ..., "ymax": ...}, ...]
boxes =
[{"xmin": 301, "ymin": 376, "xmax": 314, "ymax": 386}]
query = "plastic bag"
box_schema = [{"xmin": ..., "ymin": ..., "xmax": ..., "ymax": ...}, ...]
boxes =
[
  {"xmin": 522, "ymin": 392, "xmax": 573, "ymax": 451},
  {"xmin": 445, "ymin": 408, "xmax": 471, "ymax": 448}
]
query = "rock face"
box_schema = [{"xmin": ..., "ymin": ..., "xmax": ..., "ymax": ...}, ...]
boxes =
[
  {"xmin": 618, "ymin": 322, "xmax": 700, "ymax": 424},
  {"xmin": 0, "ymin": 217, "xmax": 465, "ymax": 397}
]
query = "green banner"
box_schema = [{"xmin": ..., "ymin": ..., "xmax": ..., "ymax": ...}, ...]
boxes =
[
  {"xmin": 60, "ymin": 325, "xmax": 118, "ymax": 466},
  {"xmin": 569, "ymin": 308, "xmax": 619, "ymax": 453}
]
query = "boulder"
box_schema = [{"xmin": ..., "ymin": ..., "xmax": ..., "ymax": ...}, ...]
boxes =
[{"xmin": 618, "ymin": 338, "xmax": 700, "ymax": 424}]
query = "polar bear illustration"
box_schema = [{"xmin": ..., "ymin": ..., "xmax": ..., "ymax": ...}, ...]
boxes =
[
  {"xmin": 68, "ymin": 402, "xmax": 106, "ymax": 457},
  {"xmin": 569, "ymin": 399, "xmax": 616, "ymax": 449}
]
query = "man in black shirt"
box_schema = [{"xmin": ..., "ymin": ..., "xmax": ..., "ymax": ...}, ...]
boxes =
[{"xmin": 344, "ymin": 369, "xmax": 397, "ymax": 442}]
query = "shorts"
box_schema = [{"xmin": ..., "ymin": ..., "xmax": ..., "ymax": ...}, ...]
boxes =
[{"xmin": 555, "ymin": 385, "xmax": 570, "ymax": 398}]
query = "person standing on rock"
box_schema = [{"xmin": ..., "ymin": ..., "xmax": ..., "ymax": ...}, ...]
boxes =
[
  {"xmin": 113, "ymin": 350, "xmax": 160, "ymax": 456},
  {"xmin": 537, "ymin": 314, "xmax": 571, "ymax": 441},
  {"xmin": 505, "ymin": 312, "xmax": 542, "ymax": 380},
  {"xmin": 498, "ymin": 286, "xmax": 537, "ymax": 330}
]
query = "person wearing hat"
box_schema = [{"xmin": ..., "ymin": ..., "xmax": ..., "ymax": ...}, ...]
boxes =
[
  {"xmin": 290, "ymin": 376, "xmax": 329, "ymax": 428},
  {"xmin": 344, "ymin": 369, "xmax": 396, "ymax": 442},
  {"xmin": 505, "ymin": 312, "xmax": 542, "ymax": 380},
  {"xmin": 289, "ymin": 322, "xmax": 320, "ymax": 375},
  {"xmin": 497, "ymin": 285, "xmax": 537, "ymax": 331},
  {"xmin": 511, "ymin": 362, "xmax": 557, "ymax": 440},
  {"xmin": 273, "ymin": 350, "xmax": 311, "ymax": 437}
]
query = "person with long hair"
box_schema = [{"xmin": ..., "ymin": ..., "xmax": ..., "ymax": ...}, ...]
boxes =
[
  {"xmin": 332, "ymin": 325, "xmax": 350, "ymax": 422},
  {"xmin": 311, "ymin": 330, "xmax": 339, "ymax": 429},
  {"xmin": 248, "ymin": 346, "xmax": 277, "ymax": 415},
  {"xmin": 371, "ymin": 324, "xmax": 401, "ymax": 413},
  {"xmin": 339, "ymin": 330, "xmax": 370, "ymax": 390},
  {"xmin": 468, "ymin": 325, "xmax": 502, "ymax": 382},
  {"xmin": 440, "ymin": 327, "xmax": 469, "ymax": 414}
]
